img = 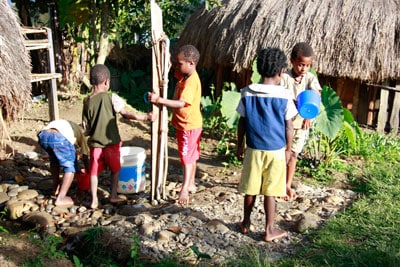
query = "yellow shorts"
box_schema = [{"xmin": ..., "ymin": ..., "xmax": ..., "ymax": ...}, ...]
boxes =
[
  {"xmin": 291, "ymin": 128, "xmax": 309, "ymax": 154},
  {"xmin": 239, "ymin": 147, "xmax": 286, "ymax": 197}
]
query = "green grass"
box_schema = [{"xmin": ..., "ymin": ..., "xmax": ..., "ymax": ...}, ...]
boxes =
[{"xmin": 272, "ymin": 132, "xmax": 400, "ymax": 267}]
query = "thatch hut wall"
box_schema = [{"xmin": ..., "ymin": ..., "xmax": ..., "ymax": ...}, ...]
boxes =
[
  {"xmin": 0, "ymin": 0, "xmax": 31, "ymax": 122},
  {"xmin": 178, "ymin": 0, "xmax": 400, "ymax": 131},
  {"xmin": 0, "ymin": 0, "xmax": 32, "ymax": 148}
]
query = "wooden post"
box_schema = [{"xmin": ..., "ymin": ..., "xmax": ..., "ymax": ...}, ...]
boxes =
[
  {"xmin": 352, "ymin": 82, "xmax": 360, "ymax": 121},
  {"xmin": 150, "ymin": 0, "xmax": 169, "ymax": 203},
  {"xmin": 377, "ymin": 85, "xmax": 389, "ymax": 133},
  {"xmin": 367, "ymin": 86, "xmax": 378, "ymax": 126},
  {"xmin": 389, "ymin": 83, "xmax": 400, "ymax": 134},
  {"xmin": 46, "ymin": 27, "xmax": 59, "ymax": 121}
]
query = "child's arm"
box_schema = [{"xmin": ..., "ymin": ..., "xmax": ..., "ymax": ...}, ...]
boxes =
[
  {"xmin": 148, "ymin": 93, "xmax": 185, "ymax": 109},
  {"xmin": 120, "ymin": 109, "xmax": 155, "ymax": 122},
  {"xmin": 285, "ymin": 119, "xmax": 294, "ymax": 164},
  {"xmin": 236, "ymin": 117, "xmax": 245, "ymax": 161}
]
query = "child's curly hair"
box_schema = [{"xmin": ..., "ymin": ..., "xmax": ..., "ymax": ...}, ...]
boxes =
[
  {"xmin": 90, "ymin": 64, "xmax": 110, "ymax": 85},
  {"xmin": 257, "ymin": 48, "xmax": 288, "ymax": 78},
  {"xmin": 290, "ymin": 42, "xmax": 314, "ymax": 60},
  {"xmin": 177, "ymin": 45, "xmax": 200, "ymax": 65}
]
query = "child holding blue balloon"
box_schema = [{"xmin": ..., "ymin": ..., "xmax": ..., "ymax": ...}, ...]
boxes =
[{"xmin": 281, "ymin": 42, "xmax": 322, "ymax": 201}]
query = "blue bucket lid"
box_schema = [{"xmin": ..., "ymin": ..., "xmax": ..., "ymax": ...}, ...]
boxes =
[{"xmin": 296, "ymin": 90, "xmax": 321, "ymax": 119}]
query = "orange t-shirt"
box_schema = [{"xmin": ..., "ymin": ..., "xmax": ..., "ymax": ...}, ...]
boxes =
[{"xmin": 171, "ymin": 71, "xmax": 202, "ymax": 131}]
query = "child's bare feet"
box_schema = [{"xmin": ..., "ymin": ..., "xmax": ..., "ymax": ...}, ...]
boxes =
[
  {"xmin": 177, "ymin": 189, "xmax": 189, "ymax": 204},
  {"xmin": 55, "ymin": 196, "xmax": 74, "ymax": 207},
  {"xmin": 110, "ymin": 197, "xmax": 126, "ymax": 204},
  {"xmin": 264, "ymin": 229, "xmax": 287, "ymax": 242},
  {"xmin": 90, "ymin": 197, "xmax": 98, "ymax": 209},
  {"xmin": 172, "ymin": 185, "xmax": 196, "ymax": 193},
  {"xmin": 238, "ymin": 221, "xmax": 250, "ymax": 235}
]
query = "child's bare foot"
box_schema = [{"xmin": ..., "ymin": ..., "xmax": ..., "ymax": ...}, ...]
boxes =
[
  {"xmin": 55, "ymin": 196, "xmax": 74, "ymax": 207},
  {"xmin": 177, "ymin": 190, "xmax": 189, "ymax": 204},
  {"xmin": 172, "ymin": 185, "xmax": 196, "ymax": 193},
  {"xmin": 91, "ymin": 197, "xmax": 98, "ymax": 209},
  {"xmin": 238, "ymin": 221, "xmax": 250, "ymax": 235},
  {"xmin": 264, "ymin": 229, "xmax": 287, "ymax": 242},
  {"xmin": 110, "ymin": 197, "xmax": 126, "ymax": 204}
]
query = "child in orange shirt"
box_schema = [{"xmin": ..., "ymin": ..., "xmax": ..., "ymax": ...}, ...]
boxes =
[{"xmin": 148, "ymin": 45, "xmax": 202, "ymax": 204}]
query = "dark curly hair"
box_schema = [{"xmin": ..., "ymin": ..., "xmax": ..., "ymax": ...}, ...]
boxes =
[
  {"xmin": 257, "ymin": 48, "xmax": 288, "ymax": 78},
  {"xmin": 177, "ymin": 45, "xmax": 200, "ymax": 65},
  {"xmin": 90, "ymin": 64, "xmax": 110, "ymax": 85},
  {"xmin": 290, "ymin": 42, "xmax": 314, "ymax": 60}
]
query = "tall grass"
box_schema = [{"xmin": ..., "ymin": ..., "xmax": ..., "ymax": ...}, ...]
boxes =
[{"xmin": 275, "ymin": 131, "xmax": 400, "ymax": 267}]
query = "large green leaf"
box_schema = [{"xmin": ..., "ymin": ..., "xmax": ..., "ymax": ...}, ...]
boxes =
[
  {"xmin": 315, "ymin": 86, "xmax": 344, "ymax": 139},
  {"xmin": 343, "ymin": 108, "xmax": 354, "ymax": 123},
  {"xmin": 251, "ymin": 58, "xmax": 261, "ymax": 84},
  {"xmin": 220, "ymin": 85, "xmax": 241, "ymax": 129}
]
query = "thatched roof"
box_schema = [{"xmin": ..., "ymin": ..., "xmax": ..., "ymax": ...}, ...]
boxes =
[
  {"xmin": 0, "ymin": 0, "xmax": 31, "ymax": 123},
  {"xmin": 178, "ymin": 0, "xmax": 400, "ymax": 83}
]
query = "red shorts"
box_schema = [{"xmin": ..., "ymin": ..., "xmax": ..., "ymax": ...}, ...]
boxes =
[
  {"xmin": 89, "ymin": 142, "xmax": 122, "ymax": 175},
  {"xmin": 176, "ymin": 128, "xmax": 202, "ymax": 165}
]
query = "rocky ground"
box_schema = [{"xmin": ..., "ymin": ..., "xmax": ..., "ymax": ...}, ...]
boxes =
[{"xmin": 0, "ymin": 98, "xmax": 358, "ymax": 265}]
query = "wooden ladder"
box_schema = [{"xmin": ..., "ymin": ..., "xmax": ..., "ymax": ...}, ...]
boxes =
[{"xmin": 22, "ymin": 27, "xmax": 61, "ymax": 121}]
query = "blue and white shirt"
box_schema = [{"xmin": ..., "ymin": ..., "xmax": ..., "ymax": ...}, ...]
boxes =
[{"xmin": 236, "ymin": 84, "xmax": 297, "ymax": 151}]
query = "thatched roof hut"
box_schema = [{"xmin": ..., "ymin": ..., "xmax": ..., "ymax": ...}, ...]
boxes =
[
  {"xmin": 0, "ymin": 0, "xmax": 31, "ymax": 124},
  {"xmin": 179, "ymin": 0, "xmax": 399, "ymax": 83},
  {"xmin": 178, "ymin": 0, "xmax": 400, "ymax": 130}
]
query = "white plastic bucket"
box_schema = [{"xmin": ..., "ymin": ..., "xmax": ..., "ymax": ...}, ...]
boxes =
[
  {"xmin": 296, "ymin": 90, "xmax": 321, "ymax": 119},
  {"xmin": 118, "ymin": 146, "xmax": 146, "ymax": 194}
]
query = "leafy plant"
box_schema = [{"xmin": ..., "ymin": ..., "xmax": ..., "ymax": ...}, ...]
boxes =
[
  {"xmin": 314, "ymin": 85, "xmax": 344, "ymax": 139},
  {"xmin": 190, "ymin": 245, "xmax": 211, "ymax": 264},
  {"xmin": 0, "ymin": 209, "xmax": 8, "ymax": 234},
  {"xmin": 303, "ymin": 85, "xmax": 344, "ymax": 167},
  {"xmin": 201, "ymin": 82, "xmax": 241, "ymax": 164},
  {"xmin": 127, "ymin": 234, "xmax": 141, "ymax": 267},
  {"xmin": 116, "ymin": 68, "xmax": 153, "ymax": 112},
  {"xmin": 21, "ymin": 233, "xmax": 67, "ymax": 266}
]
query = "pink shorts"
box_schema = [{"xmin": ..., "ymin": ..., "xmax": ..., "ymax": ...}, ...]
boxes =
[
  {"xmin": 89, "ymin": 142, "xmax": 122, "ymax": 175},
  {"xmin": 176, "ymin": 128, "xmax": 202, "ymax": 165}
]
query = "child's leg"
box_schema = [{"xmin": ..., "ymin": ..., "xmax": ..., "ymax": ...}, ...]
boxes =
[
  {"xmin": 240, "ymin": 194, "xmax": 256, "ymax": 234},
  {"xmin": 264, "ymin": 196, "xmax": 287, "ymax": 242},
  {"xmin": 50, "ymin": 161, "xmax": 61, "ymax": 196},
  {"xmin": 285, "ymin": 151, "xmax": 298, "ymax": 200},
  {"xmin": 110, "ymin": 171, "xmax": 125, "ymax": 203},
  {"xmin": 178, "ymin": 162, "xmax": 196, "ymax": 204},
  {"xmin": 90, "ymin": 174, "xmax": 99, "ymax": 209},
  {"xmin": 55, "ymin": 172, "xmax": 74, "ymax": 207}
]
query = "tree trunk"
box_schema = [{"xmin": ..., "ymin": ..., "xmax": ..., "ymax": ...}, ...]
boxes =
[
  {"xmin": 89, "ymin": 0, "xmax": 97, "ymax": 66},
  {"xmin": 96, "ymin": 0, "xmax": 110, "ymax": 64}
]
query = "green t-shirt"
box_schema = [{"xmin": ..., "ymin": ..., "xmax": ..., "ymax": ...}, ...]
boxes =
[{"xmin": 82, "ymin": 92, "xmax": 121, "ymax": 148}]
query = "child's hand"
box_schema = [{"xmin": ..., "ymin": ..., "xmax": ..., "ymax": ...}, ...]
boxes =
[
  {"xmin": 148, "ymin": 93, "xmax": 160, "ymax": 104},
  {"xmin": 285, "ymin": 149, "xmax": 292, "ymax": 165},
  {"xmin": 236, "ymin": 146, "xmax": 244, "ymax": 161},
  {"xmin": 147, "ymin": 112, "xmax": 157, "ymax": 122},
  {"xmin": 302, "ymin": 119, "xmax": 312, "ymax": 130}
]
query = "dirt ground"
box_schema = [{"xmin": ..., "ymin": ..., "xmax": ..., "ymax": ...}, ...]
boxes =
[{"xmin": 1, "ymin": 96, "xmax": 232, "ymax": 265}]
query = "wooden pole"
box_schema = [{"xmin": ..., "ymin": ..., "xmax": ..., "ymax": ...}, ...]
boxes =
[
  {"xmin": 45, "ymin": 27, "xmax": 59, "ymax": 121},
  {"xmin": 389, "ymin": 85, "xmax": 400, "ymax": 134},
  {"xmin": 150, "ymin": 0, "xmax": 169, "ymax": 202},
  {"xmin": 377, "ymin": 83, "xmax": 390, "ymax": 133}
]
